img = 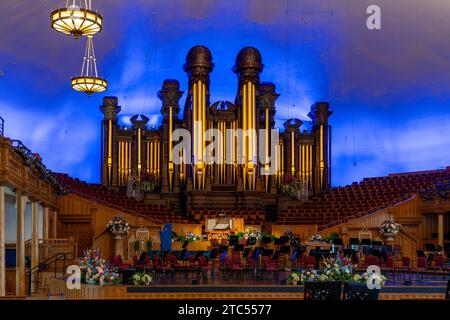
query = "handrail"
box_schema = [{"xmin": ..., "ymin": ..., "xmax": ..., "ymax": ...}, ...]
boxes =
[
  {"xmin": 26, "ymin": 252, "xmax": 73, "ymax": 296},
  {"xmin": 318, "ymin": 193, "xmax": 416, "ymax": 231},
  {"xmin": 10, "ymin": 139, "xmax": 66, "ymax": 194}
]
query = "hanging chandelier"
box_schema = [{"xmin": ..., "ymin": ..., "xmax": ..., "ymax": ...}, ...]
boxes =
[
  {"xmin": 51, "ymin": 1, "xmax": 103, "ymax": 39},
  {"xmin": 71, "ymin": 36, "xmax": 107, "ymax": 96}
]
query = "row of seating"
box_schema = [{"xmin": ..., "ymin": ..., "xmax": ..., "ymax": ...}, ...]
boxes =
[
  {"xmin": 54, "ymin": 173, "xmax": 194, "ymax": 224},
  {"xmin": 278, "ymin": 167, "xmax": 450, "ymax": 226}
]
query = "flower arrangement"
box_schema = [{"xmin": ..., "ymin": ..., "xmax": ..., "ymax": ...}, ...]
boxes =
[
  {"xmin": 79, "ymin": 249, "xmax": 120, "ymax": 286},
  {"xmin": 288, "ymin": 270, "xmax": 319, "ymax": 284},
  {"xmin": 237, "ymin": 229, "xmax": 262, "ymax": 241},
  {"xmin": 321, "ymin": 256, "xmax": 355, "ymax": 281},
  {"xmin": 176, "ymin": 231, "xmax": 201, "ymax": 242},
  {"xmin": 131, "ymin": 272, "xmax": 152, "ymax": 285},
  {"xmin": 140, "ymin": 172, "xmax": 159, "ymax": 193},
  {"xmin": 353, "ymin": 272, "xmax": 387, "ymax": 286},
  {"xmin": 325, "ymin": 232, "xmax": 341, "ymax": 244},
  {"xmin": 287, "ymin": 256, "xmax": 387, "ymax": 286},
  {"xmin": 379, "ymin": 219, "xmax": 401, "ymax": 234},
  {"xmin": 107, "ymin": 215, "xmax": 130, "ymax": 234},
  {"xmin": 280, "ymin": 175, "xmax": 302, "ymax": 196},
  {"xmin": 309, "ymin": 234, "xmax": 323, "ymax": 242}
]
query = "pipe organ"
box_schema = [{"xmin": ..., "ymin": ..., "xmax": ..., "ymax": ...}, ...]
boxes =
[{"xmin": 100, "ymin": 46, "xmax": 332, "ymax": 195}]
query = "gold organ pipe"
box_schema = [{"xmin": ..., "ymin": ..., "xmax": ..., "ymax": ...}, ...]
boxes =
[
  {"xmin": 169, "ymin": 107, "xmax": 173, "ymax": 162},
  {"xmin": 306, "ymin": 144, "xmax": 310, "ymax": 189},
  {"xmin": 242, "ymin": 83, "xmax": 247, "ymax": 188},
  {"xmin": 252, "ymin": 83, "xmax": 256, "ymax": 163},
  {"xmin": 303, "ymin": 144, "xmax": 306, "ymax": 187},
  {"xmin": 265, "ymin": 109, "xmax": 269, "ymax": 165},
  {"xmin": 291, "ymin": 131, "xmax": 295, "ymax": 174},
  {"xmin": 121, "ymin": 141, "xmax": 124, "ymax": 185},
  {"xmin": 193, "ymin": 82, "xmax": 197, "ymax": 188},
  {"xmin": 124, "ymin": 141, "xmax": 128, "ymax": 180},
  {"xmin": 118, "ymin": 141, "xmax": 121, "ymax": 185},
  {"xmin": 148, "ymin": 142, "xmax": 150, "ymax": 173},
  {"xmin": 107, "ymin": 120, "xmax": 112, "ymax": 184},
  {"xmin": 137, "ymin": 128, "xmax": 142, "ymax": 177},
  {"xmin": 157, "ymin": 141, "xmax": 160, "ymax": 175},
  {"xmin": 201, "ymin": 82, "xmax": 206, "ymax": 189},
  {"xmin": 320, "ymin": 125, "xmax": 324, "ymax": 189},
  {"xmin": 151, "ymin": 141, "xmax": 154, "ymax": 175}
]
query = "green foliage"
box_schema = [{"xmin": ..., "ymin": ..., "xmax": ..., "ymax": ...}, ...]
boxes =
[
  {"xmin": 146, "ymin": 239, "xmax": 152, "ymax": 251},
  {"xmin": 133, "ymin": 240, "xmax": 140, "ymax": 253}
]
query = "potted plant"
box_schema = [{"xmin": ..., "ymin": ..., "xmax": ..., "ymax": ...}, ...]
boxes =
[
  {"xmin": 288, "ymin": 272, "xmax": 301, "ymax": 285},
  {"xmin": 146, "ymin": 239, "xmax": 153, "ymax": 251},
  {"xmin": 132, "ymin": 272, "xmax": 152, "ymax": 285},
  {"xmin": 379, "ymin": 219, "xmax": 401, "ymax": 241},
  {"xmin": 107, "ymin": 215, "xmax": 130, "ymax": 239}
]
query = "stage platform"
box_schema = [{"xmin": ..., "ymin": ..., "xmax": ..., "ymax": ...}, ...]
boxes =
[{"xmin": 48, "ymin": 278, "xmax": 447, "ymax": 300}]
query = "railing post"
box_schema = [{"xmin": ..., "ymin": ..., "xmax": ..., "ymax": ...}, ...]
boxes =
[
  {"xmin": 27, "ymin": 270, "xmax": 31, "ymax": 296},
  {"xmin": 63, "ymin": 254, "xmax": 66, "ymax": 279}
]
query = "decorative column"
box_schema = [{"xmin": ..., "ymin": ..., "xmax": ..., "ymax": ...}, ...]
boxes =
[
  {"xmin": 158, "ymin": 79, "xmax": 183, "ymax": 192},
  {"xmin": 233, "ymin": 47, "xmax": 264, "ymax": 191},
  {"xmin": 0, "ymin": 185, "xmax": 5, "ymax": 296},
  {"xmin": 113, "ymin": 232, "xmax": 124, "ymax": 257},
  {"xmin": 100, "ymin": 97, "xmax": 122, "ymax": 186},
  {"xmin": 183, "ymin": 45, "xmax": 214, "ymax": 190},
  {"xmin": 308, "ymin": 102, "xmax": 333, "ymax": 193},
  {"xmin": 31, "ymin": 201, "xmax": 39, "ymax": 292},
  {"xmin": 283, "ymin": 119, "xmax": 302, "ymax": 178},
  {"xmin": 258, "ymin": 82, "xmax": 279, "ymax": 192},
  {"xmin": 52, "ymin": 210, "xmax": 58, "ymax": 238},
  {"xmin": 16, "ymin": 192, "xmax": 26, "ymax": 296},
  {"xmin": 43, "ymin": 206, "xmax": 49, "ymax": 240},
  {"xmin": 438, "ymin": 213, "xmax": 444, "ymax": 249}
]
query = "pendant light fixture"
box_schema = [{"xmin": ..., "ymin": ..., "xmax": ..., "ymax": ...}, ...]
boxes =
[
  {"xmin": 71, "ymin": 36, "xmax": 107, "ymax": 96},
  {"xmin": 51, "ymin": 0, "xmax": 103, "ymax": 39}
]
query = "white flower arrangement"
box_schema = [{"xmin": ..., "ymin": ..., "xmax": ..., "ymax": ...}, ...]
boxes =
[
  {"xmin": 287, "ymin": 256, "xmax": 387, "ymax": 286},
  {"xmin": 132, "ymin": 272, "xmax": 152, "ymax": 285},
  {"xmin": 107, "ymin": 215, "xmax": 130, "ymax": 234},
  {"xmin": 379, "ymin": 219, "xmax": 401, "ymax": 235}
]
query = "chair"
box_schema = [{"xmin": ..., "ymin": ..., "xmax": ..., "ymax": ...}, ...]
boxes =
[
  {"xmin": 305, "ymin": 256, "xmax": 316, "ymax": 269},
  {"xmin": 364, "ymin": 255, "xmax": 379, "ymax": 270},
  {"xmin": 112, "ymin": 255, "xmax": 132, "ymax": 272},
  {"xmin": 381, "ymin": 256, "xmax": 394, "ymax": 278},
  {"xmin": 134, "ymin": 252, "xmax": 151, "ymax": 271},
  {"xmin": 415, "ymin": 256, "xmax": 428, "ymax": 281},
  {"xmin": 304, "ymin": 281, "xmax": 342, "ymax": 300},
  {"xmin": 223, "ymin": 255, "xmax": 243, "ymax": 280},
  {"xmin": 343, "ymin": 281, "xmax": 379, "ymax": 300},
  {"xmin": 395, "ymin": 256, "xmax": 412, "ymax": 281},
  {"xmin": 198, "ymin": 256, "xmax": 212, "ymax": 279},
  {"xmin": 429, "ymin": 255, "xmax": 446, "ymax": 279},
  {"xmin": 262, "ymin": 256, "xmax": 279, "ymax": 280}
]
